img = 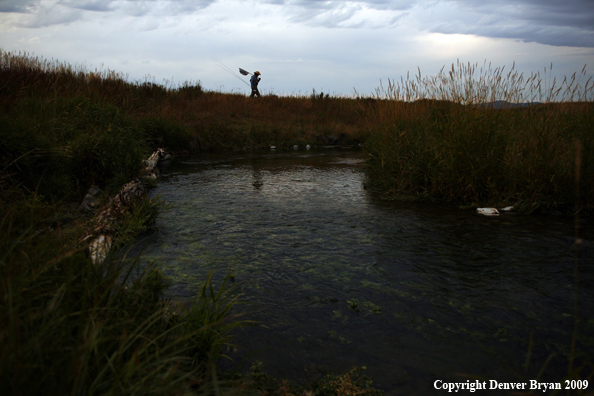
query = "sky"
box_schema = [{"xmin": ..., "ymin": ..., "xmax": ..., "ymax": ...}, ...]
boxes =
[{"xmin": 1, "ymin": 0, "xmax": 593, "ymax": 97}]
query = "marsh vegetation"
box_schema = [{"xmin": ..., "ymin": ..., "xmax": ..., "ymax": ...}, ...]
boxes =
[
  {"xmin": 366, "ymin": 61, "xmax": 594, "ymax": 213},
  {"xmin": 1, "ymin": 50, "xmax": 592, "ymax": 394}
]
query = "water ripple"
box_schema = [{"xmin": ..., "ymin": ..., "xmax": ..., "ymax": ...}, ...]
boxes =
[{"xmin": 139, "ymin": 149, "xmax": 594, "ymax": 395}]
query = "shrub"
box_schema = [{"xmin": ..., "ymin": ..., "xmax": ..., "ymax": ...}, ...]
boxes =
[{"xmin": 138, "ymin": 117, "xmax": 193, "ymax": 151}]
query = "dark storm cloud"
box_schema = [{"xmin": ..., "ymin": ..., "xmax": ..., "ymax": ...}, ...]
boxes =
[
  {"xmin": 434, "ymin": 0, "xmax": 594, "ymax": 48},
  {"xmin": 271, "ymin": 0, "xmax": 593, "ymax": 47},
  {"xmin": 58, "ymin": 0, "xmax": 116, "ymax": 12},
  {"xmin": 460, "ymin": 0, "xmax": 594, "ymax": 31},
  {"xmin": 1, "ymin": 0, "xmax": 592, "ymax": 48},
  {"xmin": 277, "ymin": 0, "xmax": 413, "ymax": 28},
  {"xmin": 0, "ymin": 0, "xmax": 217, "ymax": 22},
  {"xmin": 0, "ymin": 0, "xmax": 40, "ymax": 12}
]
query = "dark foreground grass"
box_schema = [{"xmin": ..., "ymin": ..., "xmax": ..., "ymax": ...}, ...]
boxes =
[{"xmin": 0, "ymin": 210, "xmax": 251, "ymax": 395}]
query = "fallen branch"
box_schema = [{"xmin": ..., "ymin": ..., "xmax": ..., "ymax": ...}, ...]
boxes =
[{"xmin": 78, "ymin": 148, "xmax": 170, "ymax": 263}]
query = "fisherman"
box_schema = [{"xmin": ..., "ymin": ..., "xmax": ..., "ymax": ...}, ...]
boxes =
[{"xmin": 250, "ymin": 71, "xmax": 261, "ymax": 97}]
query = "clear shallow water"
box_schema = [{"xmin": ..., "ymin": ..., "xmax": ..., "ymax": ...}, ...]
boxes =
[{"xmin": 137, "ymin": 149, "xmax": 594, "ymax": 395}]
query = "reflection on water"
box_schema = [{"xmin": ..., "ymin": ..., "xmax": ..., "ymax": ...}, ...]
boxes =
[{"xmin": 138, "ymin": 149, "xmax": 594, "ymax": 395}]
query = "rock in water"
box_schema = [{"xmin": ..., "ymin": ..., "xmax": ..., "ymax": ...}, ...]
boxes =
[
  {"xmin": 477, "ymin": 208, "xmax": 500, "ymax": 216},
  {"xmin": 142, "ymin": 148, "xmax": 170, "ymax": 176}
]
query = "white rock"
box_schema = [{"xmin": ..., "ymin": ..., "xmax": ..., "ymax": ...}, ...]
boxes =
[
  {"xmin": 500, "ymin": 206, "xmax": 514, "ymax": 212},
  {"xmin": 477, "ymin": 208, "xmax": 499, "ymax": 216},
  {"xmin": 89, "ymin": 234, "xmax": 113, "ymax": 264},
  {"xmin": 270, "ymin": 146, "xmax": 276, "ymax": 150},
  {"xmin": 306, "ymin": 145, "xmax": 311, "ymax": 150}
]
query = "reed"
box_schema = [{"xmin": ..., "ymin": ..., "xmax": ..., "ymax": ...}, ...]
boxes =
[
  {"xmin": 365, "ymin": 61, "xmax": 594, "ymax": 213},
  {"xmin": 0, "ymin": 50, "xmax": 371, "ymax": 154},
  {"xmin": 0, "ymin": 207, "xmax": 250, "ymax": 395}
]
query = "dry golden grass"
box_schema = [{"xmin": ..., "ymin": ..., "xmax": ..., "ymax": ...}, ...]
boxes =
[{"xmin": 0, "ymin": 49, "xmax": 373, "ymax": 153}]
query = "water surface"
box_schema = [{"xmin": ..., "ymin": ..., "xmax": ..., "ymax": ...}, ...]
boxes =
[{"xmin": 138, "ymin": 149, "xmax": 594, "ymax": 395}]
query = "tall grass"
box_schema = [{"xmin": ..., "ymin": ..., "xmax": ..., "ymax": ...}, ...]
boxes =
[
  {"xmin": 366, "ymin": 61, "xmax": 594, "ymax": 213},
  {"xmin": 0, "ymin": 209, "xmax": 249, "ymax": 395},
  {"xmin": 0, "ymin": 49, "xmax": 371, "ymax": 156},
  {"xmin": 0, "ymin": 97, "xmax": 149, "ymax": 205}
]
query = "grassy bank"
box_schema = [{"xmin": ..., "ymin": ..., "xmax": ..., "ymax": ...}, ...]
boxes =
[
  {"xmin": 365, "ymin": 61, "xmax": 594, "ymax": 214},
  {"xmin": 0, "ymin": 50, "xmax": 375, "ymax": 215}
]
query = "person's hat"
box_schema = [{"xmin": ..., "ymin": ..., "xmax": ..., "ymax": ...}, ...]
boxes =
[{"xmin": 254, "ymin": 71, "xmax": 261, "ymax": 75}]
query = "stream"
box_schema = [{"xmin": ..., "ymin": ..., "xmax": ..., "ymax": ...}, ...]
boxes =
[{"xmin": 136, "ymin": 148, "xmax": 594, "ymax": 395}]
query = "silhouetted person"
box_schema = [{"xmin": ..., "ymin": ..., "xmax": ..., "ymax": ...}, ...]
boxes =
[{"xmin": 250, "ymin": 71, "xmax": 261, "ymax": 97}]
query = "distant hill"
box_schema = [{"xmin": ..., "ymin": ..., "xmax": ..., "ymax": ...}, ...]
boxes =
[{"xmin": 479, "ymin": 100, "xmax": 543, "ymax": 109}]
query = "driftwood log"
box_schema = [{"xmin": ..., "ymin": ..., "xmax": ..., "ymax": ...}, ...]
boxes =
[
  {"xmin": 142, "ymin": 148, "xmax": 171, "ymax": 180},
  {"xmin": 79, "ymin": 148, "xmax": 170, "ymax": 264}
]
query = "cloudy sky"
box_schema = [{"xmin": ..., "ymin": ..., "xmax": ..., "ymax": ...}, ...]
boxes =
[{"xmin": 1, "ymin": 0, "xmax": 593, "ymax": 96}]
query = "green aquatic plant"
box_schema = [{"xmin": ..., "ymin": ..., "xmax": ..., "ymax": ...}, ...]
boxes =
[
  {"xmin": 174, "ymin": 269, "xmax": 255, "ymax": 369},
  {"xmin": 222, "ymin": 362, "xmax": 384, "ymax": 396},
  {"xmin": 115, "ymin": 193, "xmax": 171, "ymax": 248},
  {"xmin": 311, "ymin": 366, "xmax": 384, "ymax": 396},
  {"xmin": 328, "ymin": 330, "xmax": 351, "ymax": 345},
  {"xmin": 361, "ymin": 301, "xmax": 382, "ymax": 314},
  {"xmin": 347, "ymin": 300, "xmax": 359, "ymax": 312}
]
